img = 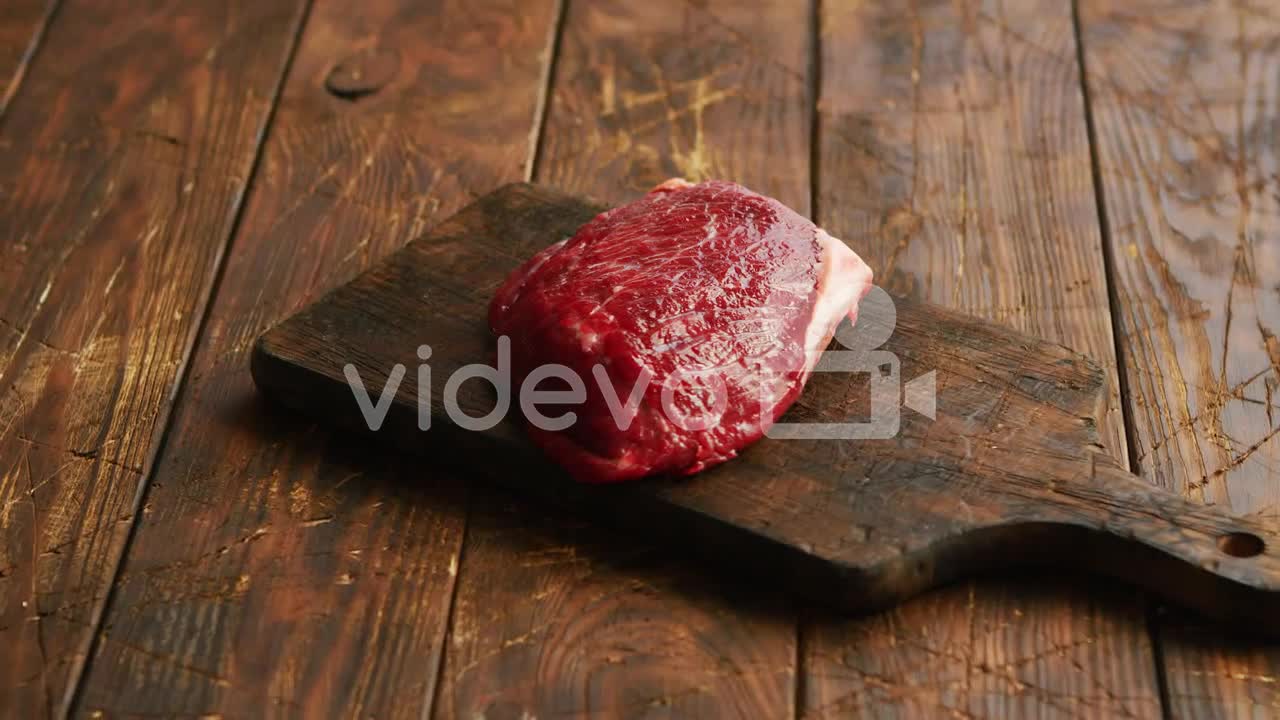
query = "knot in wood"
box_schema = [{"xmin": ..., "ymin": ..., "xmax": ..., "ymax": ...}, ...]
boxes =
[{"xmin": 325, "ymin": 48, "xmax": 400, "ymax": 101}]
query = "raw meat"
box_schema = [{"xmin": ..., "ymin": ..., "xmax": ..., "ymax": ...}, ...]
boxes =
[{"xmin": 490, "ymin": 178, "xmax": 874, "ymax": 483}]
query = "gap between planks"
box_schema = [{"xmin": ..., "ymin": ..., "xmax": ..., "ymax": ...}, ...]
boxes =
[
  {"xmin": 59, "ymin": 1, "xmax": 320, "ymax": 716},
  {"xmin": 525, "ymin": 0, "xmax": 570, "ymax": 184},
  {"xmin": 1069, "ymin": 0, "xmax": 1172, "ymax": 718},
  {"xmin": 797, "ymin": 0, "xmax": 821, "ymax": 717},
  {"xmin": 0, "ymin": 0, "xmax": 63, "ymax": 120},
  {"xmin": 425, "ymin": 1, "xmax": 568, "ymax": 717}
]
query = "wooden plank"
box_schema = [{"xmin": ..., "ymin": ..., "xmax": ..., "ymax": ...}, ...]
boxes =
[
  {"xmin": 0, "ymin": 1, "xmax": 308, "ymax": 715},
  {"xmin": 70, "ymin": 0, "xmax": 561, "ymax": 716},
  {"xmin": 802, "ymin": 0, "xmax": 1164, "ymax": 716},
  {"xmin": 0, "ymin": 0, "xmax": 58, "ymax": 115},
  {"xmin": 1077, "ymin": 0, "xmax": 1280, "ymax": 715},
  {"xmin": 432, "ymin": 2, "xmax": 808, "ymax": 717}
]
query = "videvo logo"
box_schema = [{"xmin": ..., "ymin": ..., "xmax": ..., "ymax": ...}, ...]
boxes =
[
  {"xmin": 342, "ymin": 286, "xmax": 935, "ymax": 439},
  {"xmin": 767, "ymin": 286, "xmax": 935, "ymax": 440}
]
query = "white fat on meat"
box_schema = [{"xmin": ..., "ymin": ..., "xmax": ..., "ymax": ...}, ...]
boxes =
[{"xmin": 802, "ymin": 228, "xmax": 874, "ymax": 379}]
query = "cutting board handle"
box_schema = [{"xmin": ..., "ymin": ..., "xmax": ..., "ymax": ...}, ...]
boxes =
[{"xmin": 996, "ymin": 454, "xmax": 1280, "ymax": 627}]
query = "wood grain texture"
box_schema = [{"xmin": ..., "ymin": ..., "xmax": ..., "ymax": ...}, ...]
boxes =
[
  {"xmin": 72, "ymin": 0, "xmax": 559, "ymax": 717},
  {"xmin": 803, "ymin": 0, "xmax": 1162, "ymax": 716},
  {"xmin": 0, "ymin": 1, "xmax": 307, "ymax": 715},
  {"xmin": 433, "ymin": 2, "xmax": 810, "ymax": 717},
  {"xmin": 0, "ymin": 0, "xmax": 58, "ymax": 115},
  {"xmin": 1078, "ymin": 0, "xmax": 1280, "ymax": 716}
]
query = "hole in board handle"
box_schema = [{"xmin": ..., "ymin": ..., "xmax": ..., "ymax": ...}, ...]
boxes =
[{"xmin": 1218, "ymin": 532, "xmax": 1265, "ymax": 558}]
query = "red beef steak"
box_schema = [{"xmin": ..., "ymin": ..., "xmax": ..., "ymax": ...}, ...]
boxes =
[{"xmin": 489, "ymin": 179, "xmax": 874, "ymax": 483}]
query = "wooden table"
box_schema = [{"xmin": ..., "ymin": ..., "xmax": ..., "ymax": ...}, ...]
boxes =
[{"xmin": 1, "ymin": 0, "xmax": 1276, "ymax": 717}]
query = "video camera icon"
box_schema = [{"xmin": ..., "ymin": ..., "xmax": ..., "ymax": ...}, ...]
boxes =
[{"xmin": 767, "ymin": 286, "xmax": 936, "ymax": 440}]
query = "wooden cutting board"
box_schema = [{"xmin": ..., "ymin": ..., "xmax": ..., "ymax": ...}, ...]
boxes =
[{"xmin": 252, "ymin": 183, "xmax": 1280, "ymax": 631}]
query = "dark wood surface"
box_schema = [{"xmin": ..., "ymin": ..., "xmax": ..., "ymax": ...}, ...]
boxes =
[
  {"xmin": 1078, "ymin": 0, "xmax": 1280, "ymax": 714},
  {"xmin": 0, "ymin": 0, "xmax": 1275, "ymax": 717},
  {"xmin": 0, "ymin": 1, "xmax": 308, "ymax": 716},
  {"xmin": 805, "ymin": 1, "xmax": 1159, "ymax": 716},
  {"xmin": 72, "ymin": 1, "xmax": 559, "ymax": 717}
]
